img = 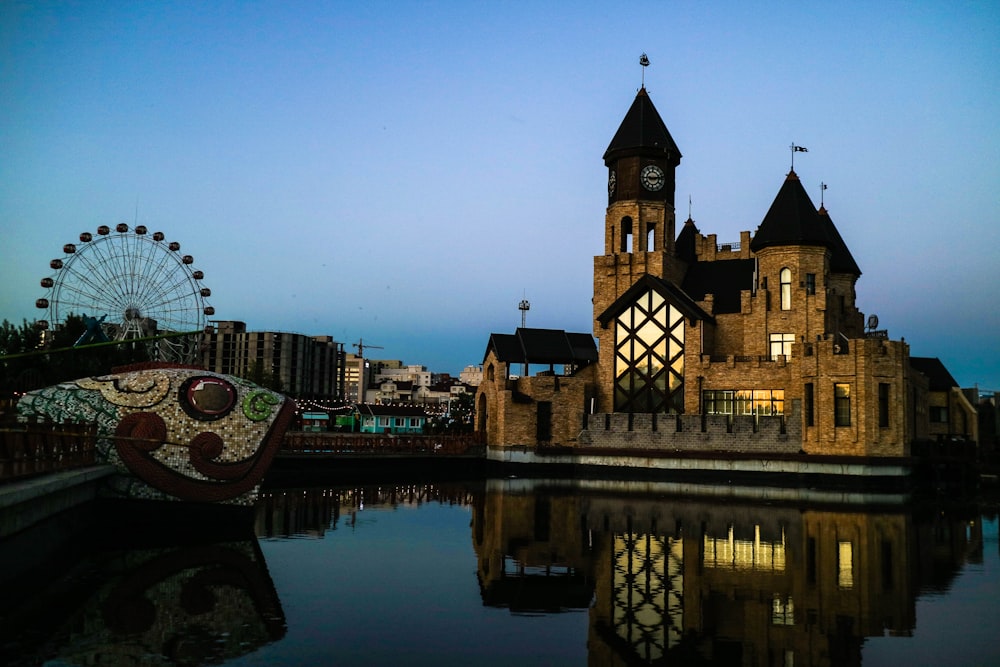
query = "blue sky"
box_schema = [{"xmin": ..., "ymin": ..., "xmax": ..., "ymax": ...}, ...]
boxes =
[{"xmin": 2, "ymin": 1, "xmax": 998, "ymax": 388}]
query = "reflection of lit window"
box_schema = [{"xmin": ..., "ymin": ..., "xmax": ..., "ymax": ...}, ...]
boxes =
[
  {"xmin": 769, "ymin": 333, "xmax": 795, "ymax": 359},
  {"xmin": 703, "ymin": 525, "xmax": 785, "ymax": 571},
  {"xmin": 838, "ymin": 541, "xmax": 854, "ymax": 589},
  {"xmin": 772, "ymin": 595, "xmax": 795, "ymax": 626},
  {"xmin": 613, "ymin": 533, "xmax": 684, "ymax": 658}
]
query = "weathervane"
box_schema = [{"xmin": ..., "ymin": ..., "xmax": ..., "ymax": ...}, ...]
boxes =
[
  {"xmin": 820, "ymin": 182, "xmax": 828, "ymax": 206},
  {"xmin": 790, "ymin": 143, "xmax": 808, "ymax": 170},
  {"xmin": 640, "ymin": 53, "xmax": 649, "ymax": 87}
]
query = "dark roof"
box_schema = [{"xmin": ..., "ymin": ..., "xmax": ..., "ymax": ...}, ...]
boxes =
[
  {"xmin": 603, "ymin": 87, "xmax": 681, "ymax": 165},
  {"xmin": 355, "ymin": 404, "xmax": 428, "ymax": 417},
  {"xmin": 750, "ymin": 171, "xmax": 861, "ymax": 276},
  {"xmin": 817, "ymin": 206, "xmax": 862, "ymax": 275},
  {"xmin": 675, "ymin": 217, "xmax": 698, "ymax": 264},
  {"xmin": 484, "ymin": 328, "xmax": 598, "ymax": 366},
  {"xmin": 910, "ymin": 357, "xmax": 959, "ymax": 391},
  {"xmin": 597, "ymin": 274, "xmax": 714, "ymax": 328},
  {"xmin": 681, "ymin": 259, "xmax": 756, "ymax": 314},
  {"xmin": 750, "ymin": 171, "xmax": 829, "ymax": 250},
  {"xmin": 379, "ymin": 379, "xmax": 414, "ymax": 391}
]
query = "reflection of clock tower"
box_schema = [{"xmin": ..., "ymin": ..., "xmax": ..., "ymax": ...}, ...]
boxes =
[{"xmin": 594, "ymin": 85, "xmax": 683, "ymax": 324}]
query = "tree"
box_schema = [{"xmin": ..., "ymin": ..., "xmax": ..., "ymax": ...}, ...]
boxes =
[
  {"xmin": 0, "ymin": 319, "xmax": 45, "ymax": 396},
  {"xmin": 242, "ymin": 360, "xmax": 283, "ymax": 393},
  {"xmin": 0, "ymin": 316, "xmax": 149, "ymax": 397}
]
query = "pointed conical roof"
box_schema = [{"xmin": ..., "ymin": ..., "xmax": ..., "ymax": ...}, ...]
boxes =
[
  {"xmin": 603, "ymin": 87, "xmax": 681, "ymax": 164},
  {"xmin": 675, "ymin": 216, "xmax": 699, "ymax": 264},
  {"xmin": 750, "ymin": 171, "xmax": 861, "ymax": 276},
  {"xmin": 817, "ymin": 205, "xmax": 862, "ymax": 276},
  {"xmin": 750, "ymin": 171, "xmax": 829, "ymax": 250}
]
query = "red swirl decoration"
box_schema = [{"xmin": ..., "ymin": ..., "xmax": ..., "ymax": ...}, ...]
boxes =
[
  {"xmin": 115, "ymin": 412, "xmax": 168, "ymax": 451},
  {"xmin": 113, "ymin": 399, "xmax": 297, "ymax": 503}
]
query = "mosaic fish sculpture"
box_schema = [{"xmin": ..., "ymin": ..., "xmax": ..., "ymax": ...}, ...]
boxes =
[{"xmin": 17, "ymin": 363, "xmax": 296, "ymax": 505}]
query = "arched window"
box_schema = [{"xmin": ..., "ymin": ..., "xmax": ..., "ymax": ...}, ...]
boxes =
[
  {"xmin": 780, "ymin": 268, "xmax": 792, "ymax": 310},
  {"xmin": 621, "ymin": 217, "xmax": 633, "ymax": 253},
  {"xmin": 486, "ymin": 363, "xmax": 495, "ymax": 381}
]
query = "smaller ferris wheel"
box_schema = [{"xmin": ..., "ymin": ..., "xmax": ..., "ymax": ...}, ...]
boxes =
[{"xmin": 35, "ymin": 223, "xmax": 215, "ymax": 363}]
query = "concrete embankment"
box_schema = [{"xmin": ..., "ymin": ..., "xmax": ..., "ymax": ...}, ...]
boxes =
[{"xmin": 0, "ymin": 465, "xmax": 116, "ymax": 539}]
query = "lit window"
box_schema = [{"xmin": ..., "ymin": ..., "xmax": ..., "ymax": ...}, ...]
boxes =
[
  {"xmin": 834, "ymin": 384, "xmax": 851, "ymax": 426},
  {"xmin": 703, "ymin": 390, "xmax": 784, "ymax": 416},
  {"xmin": 769, "ymin": 333, "xmax": 795, "ymax": 359},
  {"xmin": 780, "ymin": 268, "xmax": 792, "ymax": 310},
  {"xmin": 613, "ymin": 289, "xmax": 684, "ymax": 413}
]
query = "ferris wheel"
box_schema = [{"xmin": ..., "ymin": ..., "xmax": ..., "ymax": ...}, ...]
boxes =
[{"xmin": 35, "ymin": 223, "xmax": 215, "ymax": 363}]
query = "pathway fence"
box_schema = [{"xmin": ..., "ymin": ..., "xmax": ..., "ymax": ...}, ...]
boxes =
[
  {"xmin": 281, "ymin": 431, "xmax": 483, "ymax": 456},
  {"xmin": 0, "ymin": 401, "xmax": 98, "ymax": 482}
]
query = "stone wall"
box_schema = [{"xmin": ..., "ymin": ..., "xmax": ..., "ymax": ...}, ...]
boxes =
[{"xmin": 578, "ymin": 400, "xmax": 802, "ymax": 455}]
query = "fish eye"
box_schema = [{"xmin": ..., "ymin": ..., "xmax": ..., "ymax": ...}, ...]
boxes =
[{"xmin": 179, "ymin": 376, "xmax": 237, "ymax": 420}]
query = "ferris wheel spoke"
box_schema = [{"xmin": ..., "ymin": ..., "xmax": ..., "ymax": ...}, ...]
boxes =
[
  {"xmin": 132, "ymin": 241, "xmax": 181, "ymax": 310},
  {"xmin": 59, "ymin": 253, "xmax": 129, "ymax": 314},
  {"xmin": 83, "ymin": 237, "xmax": 134, "ymax": 307}
]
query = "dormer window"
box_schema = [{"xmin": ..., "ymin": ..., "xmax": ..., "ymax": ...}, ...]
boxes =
[{"xmin": 780, "ymin": 268, "xmax": 792, "ymax": 310}]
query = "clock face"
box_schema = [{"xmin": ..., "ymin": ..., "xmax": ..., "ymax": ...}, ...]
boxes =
[
  {"xmin": 641, "ymin": 164, "xmax": 665, "ymax": 192},
  {"xmin": 608, "ymin": 170, "xmax": 616, "ymax": 196}
]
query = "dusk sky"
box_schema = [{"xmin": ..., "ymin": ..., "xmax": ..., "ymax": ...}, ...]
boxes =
[{"xmin": 2, "ymin": 2, "xmax": 998, "ymax": 389}]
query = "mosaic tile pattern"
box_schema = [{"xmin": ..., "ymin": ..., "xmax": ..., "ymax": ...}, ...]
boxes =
[{"xmin": 17, "ymin": 363, "xmax": 295, "ymax": 505}]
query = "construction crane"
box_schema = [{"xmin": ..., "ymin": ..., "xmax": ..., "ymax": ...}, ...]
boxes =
[{"xmin": 352, "ymin": 338, "xmax": 383, "ymax": 358}]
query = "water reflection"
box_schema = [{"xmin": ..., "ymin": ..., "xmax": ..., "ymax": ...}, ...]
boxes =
[
  {"xmin": 0, "ymin": 516, "xmax": 284, "ymax": 667},
  {"xmin": 467, "ymin": 479, "xmax": 986, "ymax": 666},
  {"xmin": 3, "ymin": 481, "xmax": 991, "ymax": 666}
]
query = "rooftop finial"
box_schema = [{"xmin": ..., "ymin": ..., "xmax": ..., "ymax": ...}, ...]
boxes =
[
  {"xmin": 688, "ymin": 194, "xmax": 692, "ymax": 220},
  {"xmin": 790, "ymin": 143, "xmax": 808, "ymax": 171},
  {"xmin": 640, "ymin": 53, "xmax": 649, "ymax": 88},
  {"xmin": 820, "ymin": 181, "xmax": 827, "ymax": 207}
]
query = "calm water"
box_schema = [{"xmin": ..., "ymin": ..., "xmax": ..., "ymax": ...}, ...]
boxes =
[{"xmin": 2, "ymin": 478, "xmax": 998, "ymax": 666}]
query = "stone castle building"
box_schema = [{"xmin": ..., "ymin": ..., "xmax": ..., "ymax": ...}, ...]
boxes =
[{"xmin": 476, "ymin": 86, "xmax": 975, "ymax": 464}]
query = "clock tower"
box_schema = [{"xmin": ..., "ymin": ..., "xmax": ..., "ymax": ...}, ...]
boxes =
[{"xmin": 595, "ymin": 86, "xmax": 683, "ymax": 324}]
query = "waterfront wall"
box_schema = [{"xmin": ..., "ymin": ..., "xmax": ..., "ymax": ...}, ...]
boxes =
[{"xmin": 578, "ymin": 400, "xmax": 802, "ymax": 455}]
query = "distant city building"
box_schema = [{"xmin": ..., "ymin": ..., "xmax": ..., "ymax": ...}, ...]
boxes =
[
  {"xmin": 202, "ymin": 321, "xmax": 344, "ymax": 400},
  {"xmin": 355, "ymin": 403, "xmax": 427, "ymax": 434},
  {"xmin": 460, "ymin": 365, "xmax": 484, "ymax": 387},
  {"xmin": 367, "ymin": 363, "xmax": 474, "ymax": 405}
]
